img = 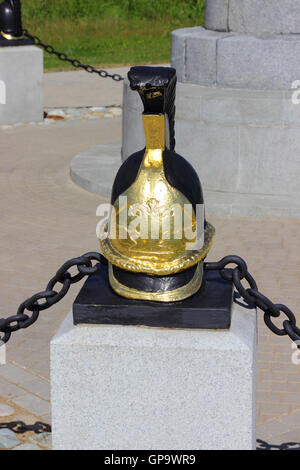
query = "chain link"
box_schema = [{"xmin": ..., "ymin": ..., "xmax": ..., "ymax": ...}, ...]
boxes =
[
  {"xmin": 205, "ymin": 255, "xmax": 300, "ymax": 347},
  {"xmin": 23, "ymin": 29, "xmax": 124, "ymax": 82},
  {"xmin": 1, "ymin": 252, "xmax": 300, "ymax": 449},
  {"xmin": 0, "ymin": 252, "xmax": 107, "ymax": 344}
]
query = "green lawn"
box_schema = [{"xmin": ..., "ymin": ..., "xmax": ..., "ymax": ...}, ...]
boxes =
[{"xmin": 21, "ymin": 0, "xmax": 205, "ymax": 71}]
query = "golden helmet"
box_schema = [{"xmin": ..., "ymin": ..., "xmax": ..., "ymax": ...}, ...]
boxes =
[{"xmin": 100, "ymin": 66, "xmax": 214, "ymax": 302}]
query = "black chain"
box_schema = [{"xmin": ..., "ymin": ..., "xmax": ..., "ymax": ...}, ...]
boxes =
[
  {"xmin": 0, "ymin": 252, "xmax": 107, "ymax": 344},
  {"xmin": 1, "ymin": 421, "xmax": 299, "ymax": 450},
  {"xmin": 257, "ymin": 439, "xmax": 300, "ymax": 450},
  {"xmin": 1, "ymin": 253, "xmax": 299, "ymax": 347},
  {"xmin": 23, "ymin": 29, "xmax": 124, "ymax": 82},
  {"xmin": 0, "ymin": 421, "xmax": 51, "ymax": 434},
  {"xmin": 205, "ymin": 255, "xmax": 300, "ymax": 347}
]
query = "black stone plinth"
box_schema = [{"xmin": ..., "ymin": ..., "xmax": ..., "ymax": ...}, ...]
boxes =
[
  {"xmin": 0, "ymin": 37, "xmax": 34, "ymax": 47},
  {"xmin": 73, "ymin": 264, "xmax": 233, "ymax": 330}
]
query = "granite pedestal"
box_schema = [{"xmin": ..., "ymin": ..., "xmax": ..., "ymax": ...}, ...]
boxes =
[
  {"xmin": 51, "ymin": 283, "xmax": 257, "ymax": 450},
  {"xmin": 0, "ymin": 46, "xmax": 43, "ymax": 125}
]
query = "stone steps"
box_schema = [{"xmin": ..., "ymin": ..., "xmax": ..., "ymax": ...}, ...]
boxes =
[{"xmin": 171, "ymin": 27, "xmax": 300, "ymax": 90}]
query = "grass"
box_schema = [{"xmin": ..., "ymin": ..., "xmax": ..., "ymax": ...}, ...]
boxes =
[{"xmin": 21, "ymin": 0, "xmax": 205, "ymax": 71}]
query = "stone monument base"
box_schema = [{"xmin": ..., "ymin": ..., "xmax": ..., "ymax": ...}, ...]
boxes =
[
  {"xmin": 0, "ymin": 46, "xmax": 43, "ymax": 125},
  {"xmin": 51, "ymin": 298, "xmax": 256, "ymax": 450}
]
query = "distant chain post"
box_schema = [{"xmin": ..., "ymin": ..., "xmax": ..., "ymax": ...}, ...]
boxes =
[{"xmin": 1, "ymin": 252, "xmax": 300, "ymax": 450}]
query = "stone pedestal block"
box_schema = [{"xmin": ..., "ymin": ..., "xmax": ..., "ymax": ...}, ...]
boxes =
[
  {"xmin": 51, "ymin": 299, "xmax": 257, "ymax": 450},
  {"xmin": 0, "ymin": 46, "xmax": 43, "ymax": 125},
  {"xmin": 205, "ymin": 0, "xmax": 300, "ymax": 34}
]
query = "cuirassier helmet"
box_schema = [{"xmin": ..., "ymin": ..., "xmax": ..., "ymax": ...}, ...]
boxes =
[{"xmin": 99, "ymin": 66, "xmax": 215, "ymax": 302}]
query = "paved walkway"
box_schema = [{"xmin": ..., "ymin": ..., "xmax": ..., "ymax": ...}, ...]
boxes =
[
  {"xmin": 0, "ymin": 68, "xmax": 300, "ymax": 448},
  {"xmin": 44, "ymin": 66, "xmax": 128, "ymax": 108}
]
